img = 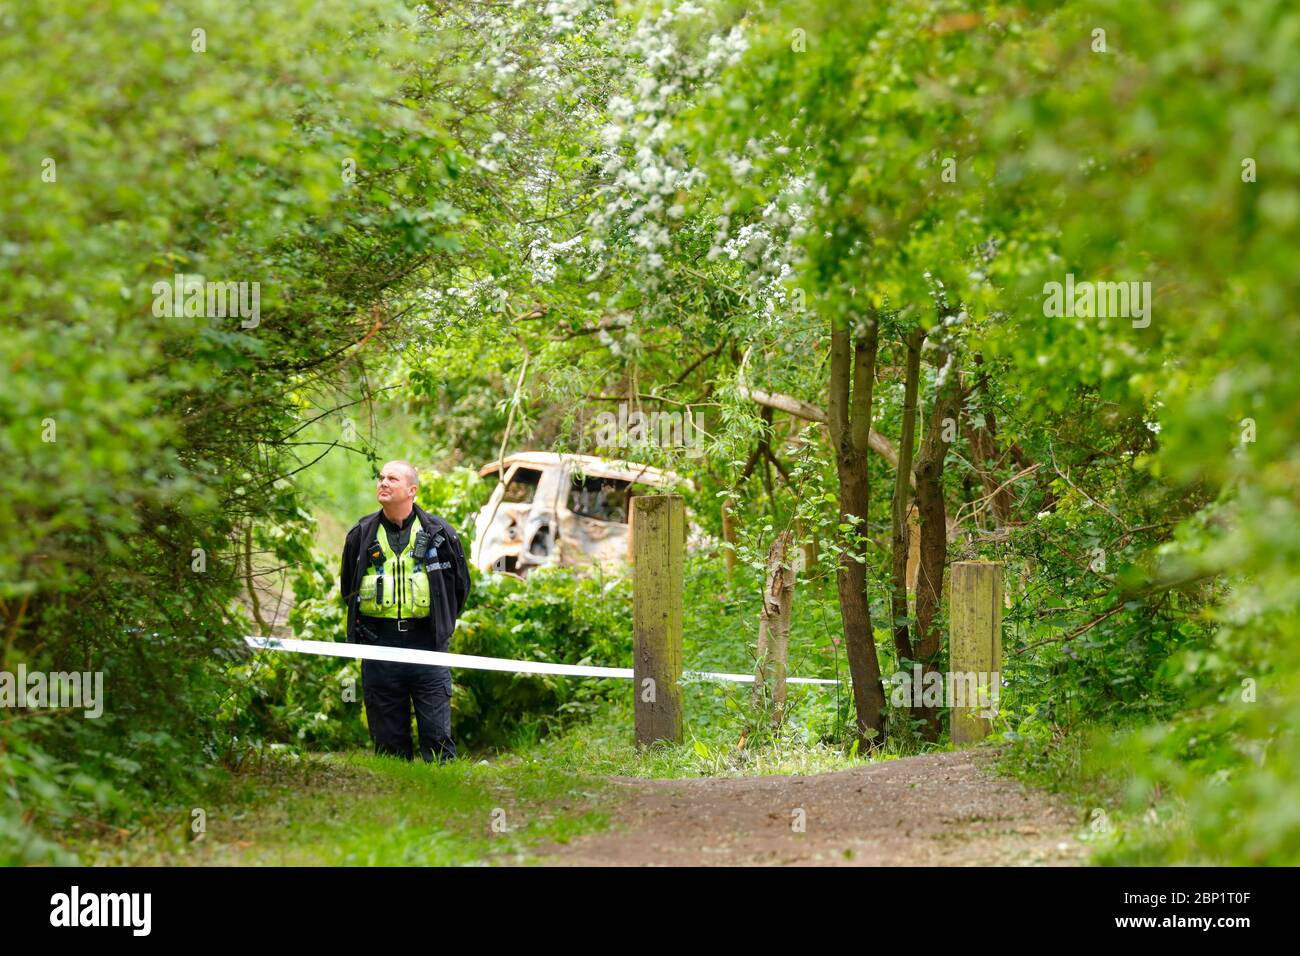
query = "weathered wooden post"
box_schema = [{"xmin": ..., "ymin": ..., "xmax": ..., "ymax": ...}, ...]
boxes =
[
  {"xmin": 633, "ymin": 495, "xmax": 684, "ymax": 746},
  {"xmin": 949, "ymin": 561, "xmax": 1003, "ymax": 746}
]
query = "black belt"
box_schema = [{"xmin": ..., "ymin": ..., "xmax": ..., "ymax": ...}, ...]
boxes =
[{"xmin": 358, "ymin": 616, "xmax": 428, "ymax": 641}]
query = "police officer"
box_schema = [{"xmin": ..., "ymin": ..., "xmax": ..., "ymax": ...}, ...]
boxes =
[{"xmin": 340, "ymin": 460, "xmax": 470, "ymax": 762}]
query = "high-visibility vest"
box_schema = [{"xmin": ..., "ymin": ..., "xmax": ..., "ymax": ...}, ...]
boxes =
[{"xmin": 357, "ymin": 525, "xmax": 431, "ymax": 619}]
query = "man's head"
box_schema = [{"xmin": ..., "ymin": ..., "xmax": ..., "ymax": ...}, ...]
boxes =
[{"xmin": 377, "ymin": 460, "xmax": 419, "ymax": 511}]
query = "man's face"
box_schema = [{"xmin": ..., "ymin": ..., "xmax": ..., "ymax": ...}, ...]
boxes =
[{"xmin": 377, "ymin": 462, "xmax": 416, "ymax": 508}]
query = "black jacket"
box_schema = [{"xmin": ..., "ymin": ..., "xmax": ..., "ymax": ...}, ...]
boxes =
[{"xmin": 339, "ymin": 504, "xmax": 470, "ymax": 650}]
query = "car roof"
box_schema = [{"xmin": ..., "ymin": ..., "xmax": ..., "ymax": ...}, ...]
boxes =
[{"xmin": 478, "ymin": 452, "xmax": 693, "ymax": 490}]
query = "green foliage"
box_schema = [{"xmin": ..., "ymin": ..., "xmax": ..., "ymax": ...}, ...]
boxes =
[
  {"xmin": 685, "ymin": 0, "xmax": 1300, "ymax": 862},
  {"xmin": 452, "ymin": 568, "xmax": 633, "ymax": 752},
  {"xmin": 8, "ymin": 0, "xmax": 1300, "ymax": 866},
  {"xmin": 0, "ymin": 0, "xmax": 621, "ymax": 860},
  {"xmin": 444, "ymin": 551, "xmax": 854, "ymax": 760},
  {"xmin": 416, "ymin": 465, "xmax": 492, "ymax": 543}
]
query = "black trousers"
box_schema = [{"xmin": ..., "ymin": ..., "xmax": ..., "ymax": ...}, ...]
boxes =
[{"xmin": 359, "ymin": 627, "xmax": 457, "ymax": 763}]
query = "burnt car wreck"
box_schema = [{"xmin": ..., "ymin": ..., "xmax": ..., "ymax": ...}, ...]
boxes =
[{"xmin": 470, "ymin": 452, "xmax": 691, "ymax": 577}]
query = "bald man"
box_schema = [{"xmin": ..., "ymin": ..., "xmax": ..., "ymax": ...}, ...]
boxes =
[{"xmin": 340, "ymin": 460, "xmax": 470, "ymax": 762}]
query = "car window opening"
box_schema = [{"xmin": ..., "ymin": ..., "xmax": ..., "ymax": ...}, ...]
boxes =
[
  {"xmin": 501, "ymin": 466, "xmax": 542, "ymax": 504},
  {"xmin": 569, "ymin": 475, "xmax": 642, "ymax": 523}
]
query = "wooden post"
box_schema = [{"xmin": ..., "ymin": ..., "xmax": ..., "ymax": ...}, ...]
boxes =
[
  {"xmin": 949, "ymin": 561, "xmax": 1003, "ymax": 746},
  {"xmin": 633, "ymin": 495, "xmax": 684, "ymax": 746}
]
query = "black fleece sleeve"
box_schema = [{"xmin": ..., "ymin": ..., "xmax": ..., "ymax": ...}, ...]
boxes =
[
  {"xmin": 448, "ymin": 526, "xmax": 470, "ymax": 619},
  {"xmin": 340, "ymin": 528, "xmax": 358, "ymax": 614}
]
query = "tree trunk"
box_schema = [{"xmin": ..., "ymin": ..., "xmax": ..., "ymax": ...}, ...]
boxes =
[
  {"xmin": 913, "ymin": 359, "xmax": 961, "ymax": 741},
  {"xmin": 890, "ymin": 329, "xmax": 924, "ymax": 668},
  {"xmin": 906, "ymin": 505, "xmax": 921, "ymax": 592},
  {"xmin": 965, "ymin": 411, "xmax": 1011, "ymax": 527},
  {"xmin": 758, "ymin": 406, "xmax": 776, "ymax": 509},
  {"xmin": 752, "ymin": 530, "xmax": 796, "ymax": 727},
  {"xmin": 968, "ymin": 354, "xmax": 1012, "ymax": 526},
  {"xmin": 828, "ymin": 314, "xmax": 886, "ymax": 750}
]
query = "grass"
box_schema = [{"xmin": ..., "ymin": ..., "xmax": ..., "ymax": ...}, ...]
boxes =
[
  {"xmin": 63, "ymin": 600, "xmax": 957, "ymax": 868},
  {"xmin": 70, "ymin": 750, "xmax": 615, "ymax": 866},
  {"xmin": 992, "ymin": 722, "xmax": 1193, "ymax": 864},
  {"xmin": 510, "ymin": 693, "xmax": 921, "ymax": 779},
  {"xmin": 65, "ymin": 700, "xmax": 907, "ymax": 865}
]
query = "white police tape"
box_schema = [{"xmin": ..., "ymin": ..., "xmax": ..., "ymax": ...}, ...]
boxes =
[{"xmin": 243, "ymin": 635, "xmax": 839, "ymax": 685}]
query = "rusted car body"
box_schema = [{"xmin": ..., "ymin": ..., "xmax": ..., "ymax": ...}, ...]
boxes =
[{"xmin": 470, "ymin": 452, "xmax": 691, "ymax": 577}]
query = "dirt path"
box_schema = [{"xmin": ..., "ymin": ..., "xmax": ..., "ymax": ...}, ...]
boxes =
[{"xmin": 532, "ymin": 749, "xmax": 1087, "ymax": 866}]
